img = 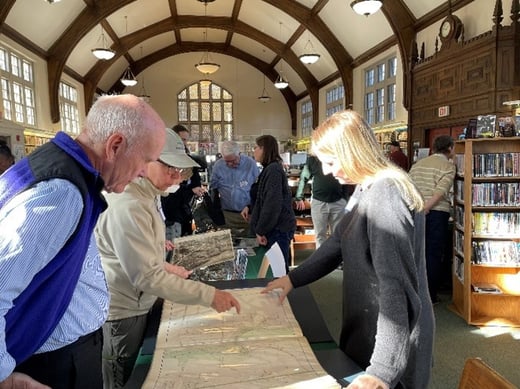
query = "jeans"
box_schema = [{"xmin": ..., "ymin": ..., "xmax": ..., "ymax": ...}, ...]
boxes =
[
  {"xmin": 265, "ymin": 228, "xmax": 295, "ymax": 273},
  {"xmin": 425, "ymin": 210, "xmax": 450, "ymax": 302}
]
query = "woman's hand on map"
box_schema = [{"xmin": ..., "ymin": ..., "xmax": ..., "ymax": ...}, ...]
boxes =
[{"xmin": 261, "ymin": 276, "xmax": 293, "ymax": 303}]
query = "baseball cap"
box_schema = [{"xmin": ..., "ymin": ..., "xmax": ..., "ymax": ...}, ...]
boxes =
[{"xmin": 159, "ymin": 128, "xmax": 200, "ymax": 169}]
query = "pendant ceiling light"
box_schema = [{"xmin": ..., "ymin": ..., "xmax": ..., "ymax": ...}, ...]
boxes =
[
  {"xmin": 274, "ymin": 22, "xmax": 289, "ymax": 90},
  {"xmin": 195, "ymin": 0, "xmax": 220, "ymax": 75},
  {"xmin": 299, "ymin": 33, "xmax": 320, "ymax": 65},
  {"xmin": 258, "ymin": 74, "xmax": 271, "ymax": 103},
  {"xmin": 91, "ymin": 26, "xmax": 115, "ymax": 60},
  {"xmin": 121, "ymin": 67, "xmax": 138, "ymax": 86},
  {"xmin": 137, "ymin": 46, "xmax": 150, "ymax": 103},
  {"xmin": 350, "ymin": 0, "xmax": 383, "ymax": 16},
  {"xmin": 120, "ymin": 16, "xmax": 138, "ymax": 87},
  {"xmin": 274, "ymin": 74, "xmax": 289, "ymax": 89}
]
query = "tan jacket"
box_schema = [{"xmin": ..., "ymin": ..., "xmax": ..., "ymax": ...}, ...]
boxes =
[{"xmin": 95, "ymin": 177, "xmax": 215, "ymax": 321}]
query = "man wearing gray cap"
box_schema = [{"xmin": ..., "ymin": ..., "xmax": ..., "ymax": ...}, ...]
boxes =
[{"xmin": 95, "ymin": 129, "xmax": 241, "ymax": 389}]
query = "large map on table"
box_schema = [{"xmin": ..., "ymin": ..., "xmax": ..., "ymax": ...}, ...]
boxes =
[{"xmin": 142, "ymin": 288, "xmax": 341, "ymax": 389}]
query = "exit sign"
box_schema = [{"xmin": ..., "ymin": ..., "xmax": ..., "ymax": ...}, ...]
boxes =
[{"xmin": 438, "ymin": 105, "xmax": 450, "ymax": 117}]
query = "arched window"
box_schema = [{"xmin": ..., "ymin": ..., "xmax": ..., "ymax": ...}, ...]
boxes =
[{"xmin": 177, "ymin": 81, "xmax": 234, "ymax": 146}]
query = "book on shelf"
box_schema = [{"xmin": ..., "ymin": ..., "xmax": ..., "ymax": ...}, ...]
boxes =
[
  {"xmin": 472, "ymin": 152, "xmax": 520, "ymax": 177},
  {"xmin": 496, "ymin": 116, "xmax": 516, "ymax": 137},
  {"xmin": 472, "ymin": 282, "xmax": 502, "ymax": 294},
  {"xmin": 472, "ymin": 240, "xmax": 520, "ymax": 266},
  {"xmin": 473, "ymin": 212, "xmax": 520, "ymax": 236},
  {"xmin": 465, "ymin": 118, "xmax": 478, "ymax": 139},
  {"xmin": 476, "ymin": 114, "xmax": 496, "ymax": 138},
  {"xmin": 471, "ymin": 182, "xmax": 520, "ymax": 207},
  {"xmin": 454, "ymin": 256, "xmax": 464, "ymax": 282}
]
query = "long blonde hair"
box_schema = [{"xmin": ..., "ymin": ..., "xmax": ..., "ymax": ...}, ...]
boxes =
[{"xmin": 311, "ymin": 110, "xmax": 423, "ymax": 211}]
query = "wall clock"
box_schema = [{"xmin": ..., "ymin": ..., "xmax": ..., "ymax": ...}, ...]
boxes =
[{"xmin": 439, "ymin": 14, "xmax": 463, "ymax": 43}]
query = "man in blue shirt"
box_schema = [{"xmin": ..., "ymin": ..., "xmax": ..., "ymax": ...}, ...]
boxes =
[
  {"xmin": 209, "ymin": 141, "xmax": 259, "ymax": 237},
  {"xmin": 0, "ymin": 94, "xmax": 166, "ymax": 389}
]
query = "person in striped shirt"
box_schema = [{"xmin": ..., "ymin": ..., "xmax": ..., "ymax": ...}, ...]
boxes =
[{"xmin": 409, "ymin": 135, "xmax": 456, "ymax": 304}]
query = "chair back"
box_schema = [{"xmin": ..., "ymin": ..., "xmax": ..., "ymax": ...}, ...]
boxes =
[{"xmin": 458, "ymin": 358, "xmax": 518, "ymax": 389}]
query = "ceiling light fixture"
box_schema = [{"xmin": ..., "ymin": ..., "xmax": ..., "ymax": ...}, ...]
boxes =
[
  {"xmin": 120, "ymin": 16, "xmax": 138, "ymax": 87},
  {"xmin": 45, "ymin": 0, "xmax": 62, "ymax": 3},
  {"xmin": 274, "ymin": 22, "xmax": 289, "ymax": 89},
  {"xmin": 120, "ymin": 67, "xmax": 138, "ymax": 86},
  {"xmin": 274, "ymin": 74, "xmax": 289, "ymax": 89},
  {"xmin": 299, "ymin": 37, "xmax": 320, "ymax": 65},
  {"xmin": 350, "ymin": 0, "xmax": 383, "ymax": 16},
  {"xmin": 258, "ymin": 74, "xmax": 271, "ymax": 102},
  {"xmin": 137, "ymin": 46, "xmax": 150, "ymax": 103},
  {"xmin": 195, "ymin": 0, "xmax": 220, "ymax": 75},
  {"xmin": 91, "ymin": 26, "xmax": 115, "ymax": 60}
]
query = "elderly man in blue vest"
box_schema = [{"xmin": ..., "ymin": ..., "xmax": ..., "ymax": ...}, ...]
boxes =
[{"xmin": 0, "ymin": 94, "xmax": 166, "ymax": 389}]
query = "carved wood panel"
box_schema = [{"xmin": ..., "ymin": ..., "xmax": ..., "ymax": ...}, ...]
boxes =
[{"xmin": 409, "ymin": 10, "xmax": 520, "ymax": 146}]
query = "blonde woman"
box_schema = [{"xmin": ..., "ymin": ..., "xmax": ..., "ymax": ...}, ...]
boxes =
[{"xmin": 263, "ymin": 110, "xmax": 434, "ymax": 389}]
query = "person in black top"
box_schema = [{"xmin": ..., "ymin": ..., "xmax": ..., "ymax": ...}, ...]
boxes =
[
  {"xmin": 161, "ymin": 125, "xmax": 206, "ymax": 239},
  {"xmin": 294, "ymin": 155, "xmax": 353, "ymax": 248},
  {"xmin": 244, "ymin": 135, "xmax": 296, "ymax": 273}
]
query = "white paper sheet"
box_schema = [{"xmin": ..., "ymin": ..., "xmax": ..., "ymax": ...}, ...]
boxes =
[{"xmin": 264, "ymin": 242, "xmax": 287, "ymax": 277}]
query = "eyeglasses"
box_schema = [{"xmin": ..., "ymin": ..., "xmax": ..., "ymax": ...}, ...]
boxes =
[
  {"xmin": 157, "ymin": 159, "xmax": 184, "ymax": 175},
  {"xmin": 224, "ymin": 155, "xmax": 240, "ymax": 167}
]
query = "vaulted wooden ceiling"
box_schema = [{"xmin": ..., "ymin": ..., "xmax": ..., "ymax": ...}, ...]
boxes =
[{"xmin": 0, "ymin": 0, "xmax": 469, "ymax": 124}]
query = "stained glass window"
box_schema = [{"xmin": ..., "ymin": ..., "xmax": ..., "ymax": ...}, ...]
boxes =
[{"xmin": 177, "ymin": 81, "xmax": 234, "ymax": 145}]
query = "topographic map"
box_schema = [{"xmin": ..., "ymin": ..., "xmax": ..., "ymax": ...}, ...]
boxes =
[{"xmin": 142, "ymin": 288, "xmax": 341, "ymax": 389}]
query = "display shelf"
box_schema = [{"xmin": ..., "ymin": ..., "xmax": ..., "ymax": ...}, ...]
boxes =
[
  {"xmin": 24, "ymin": 130, "xmax": 56, "ymax": 155},
  {"xmin": 452, "ymin": 138, "xmax": 520, "ymax": 327}
]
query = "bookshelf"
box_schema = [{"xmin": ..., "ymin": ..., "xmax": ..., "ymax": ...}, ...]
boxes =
[
  {"xmin": 24, "ymin": 130, "xmax": 55, "ymax": 155},
  {"xmin": 452, "ymin": 138, "xmax": 520, "ymax": 327}
]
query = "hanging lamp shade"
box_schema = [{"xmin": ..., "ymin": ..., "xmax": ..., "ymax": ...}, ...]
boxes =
[
  {"xmin": 195, "ymin": 1, "xmax": 220, "ymax": 75},
  {"xmin": 91, "ymin": 28, "xmax": 115, "ymax": 60},
  {"xmin": 350, "ymin": 0, "xmax": 383, "ymax": 16},
  {"xmin": 92, "ymin": 48, "xmax": 115, "ymax": 60},
  {"xmin": 274, "ymin": 74, "xmax": 289, "ymax": 89},
  {"xmin": 195, "ymin": 54, "xmax": 220, "ymax": 75},
  {"xmin": 258, "ymin": 75, "xmax": 271, "ymax": 102},
  {"xmin": 299, "ymin": 53, "xmax": 320, "ymax": 65},
  {"xmin": 299, "ymin": 37, "xmax": 320, "ymax": 64},
  {"xmin": 120, "ymin": 67, "xmax": 137, "ymax": 86}
]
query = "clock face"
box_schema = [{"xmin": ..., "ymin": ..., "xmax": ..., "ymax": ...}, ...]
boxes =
[{"xmin": 441, "ymin": 20, "xmax": 451, "ymax": 38}]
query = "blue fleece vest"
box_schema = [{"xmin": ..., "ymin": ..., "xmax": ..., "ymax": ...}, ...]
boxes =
[{"xmin": 0, "ymin": 132, "xmax": 106, "ymax": 364}]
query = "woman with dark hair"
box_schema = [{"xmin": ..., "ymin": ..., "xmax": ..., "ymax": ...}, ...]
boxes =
[
  {"xmin": 243, "ymin": 135, "xmax": 295, "ymax": 272},
  {"xmin": 0, "ymin": 143, "xmax": 15, "ymax": 175}
]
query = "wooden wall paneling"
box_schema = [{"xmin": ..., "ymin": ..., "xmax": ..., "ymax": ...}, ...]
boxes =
[{"xmin": 408, "ymin": 2, "xmax": 520, "ymax": 148}]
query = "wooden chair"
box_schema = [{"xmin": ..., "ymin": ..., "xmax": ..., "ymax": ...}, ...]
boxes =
[
  {"xmin": 458, "ymin": 358, "xmax": 518, "ymax": 389},
  {"xmin": 257, "ymin": 255, "xmax": 270, "ymax": 278}
]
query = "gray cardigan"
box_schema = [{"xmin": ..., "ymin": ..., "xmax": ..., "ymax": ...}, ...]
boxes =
[{"xmin": 289, "ymin": 178, "xmax": 434, "ymax": 389}]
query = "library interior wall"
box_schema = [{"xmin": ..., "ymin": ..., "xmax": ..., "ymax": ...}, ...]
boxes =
[
  {"xmin": 0, "ymin": 0, "xmax": 509, "ymax": 142},
  {"xmin": 120, "ymin": 53, "xmax": 293, "ymax": 140}
]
